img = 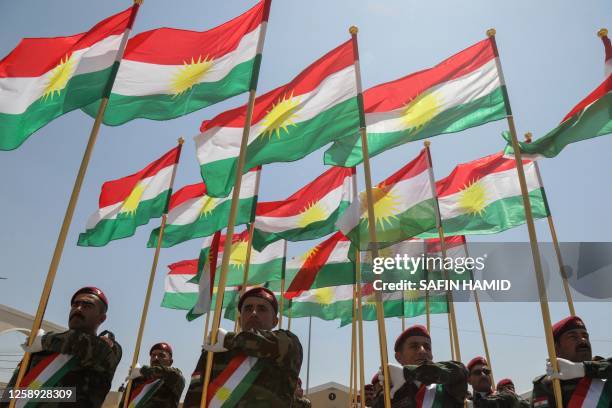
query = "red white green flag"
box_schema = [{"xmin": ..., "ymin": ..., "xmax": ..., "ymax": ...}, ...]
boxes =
[
  {"xmin": 147, "ymin": 168, "xmax": 259, "ymax": 248},
  {"xmin": 206, "ymin": 354, "xmax": 265, "ymax": 407},
  {"xmin": 338, "ymin": 149, "xmax": 437, "ymax": 250},
  {"xmin": 127, "ymin": 378, "xmax": 163, "ymax": 408},
  {"xmin": 252, "ymin": 167, "xmax": 355, "ymax": 251},
  {"xmin": 83, "ymin": 1, "xmax": 270, "ymax": 125},
  {"xmin": 419, "ymin": 151, "xmax": 549, "ymax": 238},
  {"xmin": 0, "ymin": 5, "xmax": 139, "ymax": 150},
  {"xmin": 196, "ymin": 40, "xmax": 359, "ymax": 197},
  {"xmin": 78, "ymin": 145, "xmax": 181, "ymax": 247},
  {"xmin": 325, "ymin": 38, "xmax": 507, "ymax": 166}
]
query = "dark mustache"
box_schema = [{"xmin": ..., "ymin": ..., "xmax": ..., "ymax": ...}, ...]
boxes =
[
  {"xmin": 576, "ymin": 344, "xmax": 591, "ymax": 351},
  {"xmin": 70, "ymin": 312, "xmax": 84, "ymax": 320}
]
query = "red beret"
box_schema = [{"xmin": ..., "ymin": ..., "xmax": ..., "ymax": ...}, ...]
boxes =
[
  {"xmin": 238, "ymin": 287, "xmax": 278, "ymax": 314},
  {"xmin": 150, "ymin": 342, "xmax": 172, "ymax": 356},
  {"xmin": 552, "ymin": 316, "xmax": 586, "ymax": 341},
  {"xmin": 467, "ymin": 356, "xmax": 488, "ymax": 372},
  {"xmin": 394, "ymin": 325, "xmax": 430, "ymax": 352},
  {"xmin": 71, "ymin": 287, "xmax": 108, "ymax": 311},
  {"xmin": 496, "ymin": 378, "xmax": 514, "ymax": 389},
  {"xmin": 371, "ymin": 373, "xmax": 380, "ymax": 384}
]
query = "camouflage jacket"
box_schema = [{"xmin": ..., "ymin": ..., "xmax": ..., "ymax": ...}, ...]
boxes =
[
  {"xmin": 293, "ymin": 396, "xmax": 312, "ymax": 408},
  {"xmin": 531, "ymin": 358, "xmax": 612, "ymax": 408},
  {"xmin": 120, "ymin": 366, "xmax": 185, "ymax": 408},
  {"xmin": 470, "ymin": 391, "xmax": 528, "ymax": 408},
  {"xmin": 183, "ymin": 329, "xmax": 303, "ymax": 408},
  {"xmin": 371, "ymin": 361, "xmax": 468, "ymax": 408},
  {"xmin": 1, "ymin": 330, "xmax": 122, "ymax": 408}
]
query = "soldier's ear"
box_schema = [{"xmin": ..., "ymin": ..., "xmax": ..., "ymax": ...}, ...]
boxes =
[
  {"xmin": 98, "ymin": 313, "xmax": 107, "ymax": 325},
  {"xmin": 273, "ymin": 316, "xmax": 279, "ymax": 328},
  {"xmin": 394, "ymin": 351, "xmax": 401, "ymax": 363}
]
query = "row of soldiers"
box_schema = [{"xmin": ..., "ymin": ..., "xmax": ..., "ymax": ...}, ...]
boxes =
[{"xmin": 0, "ymin": 285, "xmax": 609, "ymax": 407}]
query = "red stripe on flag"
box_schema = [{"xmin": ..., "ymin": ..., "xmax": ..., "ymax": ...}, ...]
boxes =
[
  {"xmin": 98, "ymin": 146, "xmax": 180, "ymax": 208},
  {"xmin": 602, "ymin": 35, "xmax": 612, "ymax": 64},
  {"xmin": 168, "ymin": 183, "xmax": 206, "ymax": 211},
  {"xmin": 567, "ymin": 377, "xmax": 592, "ymax": 408},
  {"xmin": 19, "ymin": 352, "xmax": 60, "ymax": 387},
  {"xmin": 415, "ymin": 384, "xmax": 427, "ymax": 408},
  {"xmin": 123, "ymin": 1, "xmax": 264, "ymax": 64},
  {"xmin": 168, "ymin": 259, "xmax": 199, "ymax": 275},
  {"xmin": 256, "ymin": 167, "xmax": 354, "ymax": 216},
  {"xmin": 206, "ymin": 353, "xmax": 249, "ymax": 403},
  {"xmin": 364, "ymin": 39, "xmax": 496, "ymax": 113},
  {"xmin": 426, "ymin": 236, "xmax": 466, "ymax": 254},
  {"xmin": 378, "ymin": 149, "xmax": 428, "ymax": 187},
  {"xmin": 562, "ymin": 76, "xmax": 612, "ymax": 123},
  {"xmin": 200, "ymin": 40, "xmax": 354, "ymax": 131},
  {"xmin": 284, "ymin": 232, "xmax": 348, "ymax": 299},
  {"xmin": 0, "ymin": 7, "xmax": 133, "ymax": 78}
]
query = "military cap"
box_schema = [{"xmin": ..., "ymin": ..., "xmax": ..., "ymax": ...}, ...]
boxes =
[
  {"xmin": 150, "ymin": 342, "xmax": 172, "ymax": 356},
  {"xmin": 394, "ymin": 324, "xmax": 430, "ymax": 352},
  {"xmin": 496, "ymin": 378, "xmax": 514, "ymax": 389},
  {"xmin": 71, "ymin": 286, "xmax": 108, "ymax": 311},
  {"xmin": 238, "ymin": 287, "xmax": 278, "ymax": 314},
  {"xmin": 467, "ymin": 356, "xmax": 488, "ymax": 372},
  {"xmin": 552, "ymin": 316, "xmax": 586, "ymax": 341}
]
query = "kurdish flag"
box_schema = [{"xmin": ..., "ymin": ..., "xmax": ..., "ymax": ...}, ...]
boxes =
[
  {"xmin": 567, "ymin": 377, "xmax": 612, "ymax": 408},
  {"xmin": 147, "ymin": 168, "xmax": 259, "ymax": 248},
  {"xmin": 419, "ymin": 151, "xmax": 549, "ymax": 238},
  {"xmin": 252, "ymin": 167, "xmax": 355, "ymax": 251},
  {"xmin": 206, "ymin": 354, "xmax": 265, "ymax": 407},
  {"xmin": 0, "ymin": 6, "xmax": 139, "ymax": 150},
  {"xmin": 16, "ymin": 353, "xmax": 78, "ymax": 408},
  {"xmin": 287, "ymin": 284, "xmax": 355, "ymax": 321},
  {"xmin": 78, "ymin": 145, "xmax": 180, "ymax": 247},
  {"xmin": 338, "ymin": 149, "xmax": 437, "ymax": 250},
  {"xmin": 83, "ymin": 1, "xmax": 270, "ymax": 125},
  {"xmin": 325, "ymin": 38, "xmax": 506, "ymax": 166},
  {"xmin": 127, "ymin": 378, "xmax": 163, "ymax": 408},
  {"xmin": 284, "ymin": 232, "xmax": 355, "ymax": 300},
  {"xmin": 196, "ymin": 40, "xmax": 359, "ymax": 197},
  {"xmin": 503, "ymin": 75, "xmax": 612, "ymax": 158}
]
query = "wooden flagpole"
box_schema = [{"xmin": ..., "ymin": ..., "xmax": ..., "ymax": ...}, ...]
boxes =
[
  {"xmin": 349, "ymin": 25, "xmax": 392, "ymax": 408},
  {"xmin": 7, "ymin": 4, "xmax": 143, "ymax": 405},
  {"xmin": 279, "ymin": 241, "xmax": 288, "ymax": 329},
  {"xmin": 355, "ymin": 249, "xmax": 366, "ymax": 405},
  {"xmin": 524, "ymin": 132, "xmax": 576, "ymax": 316},
  {"xmin": 120, "ymin": 138, "xmax": 184, "ymax": 406},
  {"xmin": 488, "ymin": 28, "xmax": 563, "ymax": 408}
]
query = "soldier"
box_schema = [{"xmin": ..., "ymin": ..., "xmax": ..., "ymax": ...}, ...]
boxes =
[
  {"xmin": 369, "ymin": 324, "xmax": 468, "ymax": 407},
  {"xmin": 293, "ymin": 378, "xmax": 312, "ymax": 408},
  {"xmin": 120, "ymin": 342, "xmax": 185, "ymax": 407},
  {"xmin": 532, "ymin": 316, "xmax": 612, "ymax": 408},
  {"xmin": 495, "ymin": 379, "xmax": 530, "ymax": 408},
  {"xmin": 467, "ymin": 357, "xmax": 524, "ymax": 408},
  {"xmin": 0, "ymin": 287, "xmax": 122, "ymax": 408},
  {"xmin": 183, "ymin": 287, "xmax": 303, "ymax": 407}
]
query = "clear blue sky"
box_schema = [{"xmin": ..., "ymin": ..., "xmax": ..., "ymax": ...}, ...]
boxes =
[{"xmin": 1, "ymin": 0, "xmax": 611, "ymax": 398}]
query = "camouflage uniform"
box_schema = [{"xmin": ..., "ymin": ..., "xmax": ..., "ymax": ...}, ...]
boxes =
[
  {"xmin": 183, "ymin": 329, "xmax": 303, "ymax": 408},
  {"xmin": 293, "ymin": 395, "xmax": 312, "ymax": 408},
  {"xmin": 371, "ymin": 361, "xmax": 468, "ymax": 408},
  {"xmin": 1, "ymin": 330, "xmax": 122, "ymax": 408},
  {"xmin": 470, "ymin": 391, "xmax": 527, "ymax": 408},
  {"xmin": 120, "ymin": 366, "xmax": 185, "ymax": 408},
  {"xmin": 531, "ymin": 358, "xmax": 612, "ymax": 408}
]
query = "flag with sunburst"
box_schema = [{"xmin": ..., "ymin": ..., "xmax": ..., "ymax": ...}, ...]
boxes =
[
  {"xmin": 0, "ymin": 6, "xmax": 139, "ymax": 150},
  {"xmin": 284, "ymin": 232, "xmax": 354, "ymax": 300},
  {"xmin": 338, "ymin": 149, "xmax": 437, "ymax": 250},
  {"xmin": 419, "ymin": 151, "xmax": 549, "ymax": 238},
  {"xmin": 324, "ymin": 37, "xmax": 507, "ymax": 167},
  {"xmin": 77, "ymin": 146, "xmax": 180, "ymax": 247},
  {"xmin": 196, "ymin": 39, "xmax": 360, "ymax": 197},
  {"xmin": 147, "ymin": 168, "xmax": 259, "ymax": 248},
  {"xmin": 252, "ymin": 167, "xmax": 355, "ymax": 251},
  {"xmin": 82, "ymin": 0, "xmax": 270, "ymax": 126}
]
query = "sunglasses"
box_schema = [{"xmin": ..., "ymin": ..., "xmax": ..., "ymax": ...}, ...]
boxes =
[{"xmin": 471, "ymin": 368, "xmax": 491, "ymax": 376}]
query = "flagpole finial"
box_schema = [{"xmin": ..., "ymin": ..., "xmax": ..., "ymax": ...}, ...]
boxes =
[
  {"xmin": 349, "ymin": 26, "xmax": 359, "ymax": 35},
  {"xmin": 134, "ymin": 0, "xmax": 143, "ymax": 4},
  {"xmin": 423, "ymin": 140, "xmax": 431, "ymax": 147},
  {"xmin": 524, "ymin": 132, "xmax": 532, "ymax": 143},
  {"xmin": 486, "ymin": 28, "xmax": 496, "ymax": 37},
  {"xmin": 598, "ymin": 28, "xmax": 608, "ymax": 38},
  {"xmin": 178, "ymin": 137, "xmax": 185, "ymax": 145}
]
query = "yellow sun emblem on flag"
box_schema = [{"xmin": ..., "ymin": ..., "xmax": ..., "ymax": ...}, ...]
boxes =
[
  {"xmin": 300, "ymin": 245, "xmax": 320, "ymax": 263},
  {"xmin": 229, "ymin": 240, "xmax": 249, "ymax": 268},
  {"xmin": 171, "ymin": 55, "xmax": 214, "ymax": 97},
  {"xmin": 458, "ymin": 179, "xmax": 489, "ymax": 216},
  {"xmin": 199, "ymin": 196, "xmax": 220, "ymax": 217},
  {"xmin": 42, "ymin": 54, "xmax": 76, "ymax": 101},
  {"xmin": 260, "ymin": 93, "xmax": 301, "ymax": 139},
  {"xmin": 120, "ymin": 182, "xmax": 146, "ymax": 215},
  {"xmin": 216, "ymin": 386, "xmax": 232, "ymax": 401},
  {"xmin": 401, "ymin": 90, "xmax": 443, "ymax": 130},
  {"xmin": 297, "ymin": 202, "xmax": 328, "ymax": 228},
  {"xmin": 403, "ymin": 289, "xmax": 423, "ymax": 302},
  {"xmin": 313, "ymin": 287, "xmax": 335, "ymax": 305},
  {"xmin": 360, "ymin": 184, "xmax": 402, "ymax": 230}
]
